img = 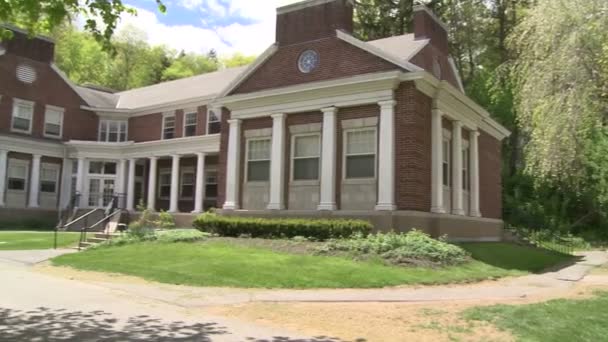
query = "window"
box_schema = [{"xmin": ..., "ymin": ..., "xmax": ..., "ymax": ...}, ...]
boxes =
[
  {"xmin": 99, "ymin": 120, "xmax": 128, "ymax": 142},
  {"xmin": 7, "ymin": 161, "xmax": 27, "ymax": 191},
  {"xmin": 184, "ymin": 112, "xmax": 197, "ymax": 137},
  {"xmin": 442, "ymin": 138, "xmax": 451, "ymax": 186},
  {"xmin": 180, "ymin": 170, "xmax": 195, "ymax": 198},
  {"xmin": 292, "ymin": 134, "xmax": 320, "ymax": 181},
  {"xmin": 11, "ymin": 99, "xmax": 34, "ymax": 133},
  {"xmin": 162, "ymin": 114, "xmax": 176, "ymax": 139},
  {"xmin": 159, "ymin": 172, "xmax": 171, "ymax": 198},
  {"xmin": 207, "ymin": 109, "xmax": 221, "ymax": 134},
  {"xmin": 462, "ymin": 146, "xmax": 470, "ymax": 191},
  {"xmin": 88, "ymin": 162, "xmax": 117, "ymax": 175},
  {"xmin": 344, "ymin": 128, "xmax": 376, "ymax": 179},
  {"xmin": 246, "ymin": 138, "xmax": 271, "ymax": 182},
  {"xmin": 205, "ymin": 170, "xmax": 218, "ymax": 198},
  {"xmin": 44, "ymin": 106, "xmax": 64, "ymax": 138},
  {"xmin": 40, "ymin": 164, "xmax": 59, "ymax": 193}
]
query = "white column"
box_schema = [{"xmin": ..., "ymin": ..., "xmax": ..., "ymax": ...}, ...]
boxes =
[
  {"xmin": 126, "ymin": 158, "xmax": 136, "ymax": 211},
  {"xmin": 147, "ymin": 156, "xmax": 158, "ymax": 211},
  {"xmin": 318, "ymin": 107, "xmax": 338, "ymax": 211},
  {"xmin": 117, "ymin": 159, "xmax": 128, "ymax": 195},
  {"xmin": 28, "ymin": 154, "xmax": 41, "ymax": 208},
  {"xmin": 376, "ymin": 100, "xmax": 397, "ymax": 211},
  {"xmin": 470, "ymin": 131, "xmax": 481, "ymax": 217},
  {"xmin": 193, "ymin": 152, "xmax": 206, "ymax": 213},
  {"xmin": 223, "ymin": 119, "xmax": 241, "ymax": 210},
  {"xmin": 431, "ymin": 109, "xmax": 445, "ymax": 213},
  {"xmin": 267, "ymin": 113, "xmax": 287, "ymax": 210},
  {"xmin": 0, "ymin": 150, "xmax": 7, "ymax": 207},
  {"xmin": 59, "ymin": 158, "xmax": 73, "ymax": 209},
  {"xmin": 169, "ymin": 154, "xmax": 180, "ymax": 213},
  {"xmin": 451, "ymin": 121, "xmax": 465, "ymax": 215},
  {"xmin": 75, "ymin": 157, "xmax": 86, "ymax": 208}
]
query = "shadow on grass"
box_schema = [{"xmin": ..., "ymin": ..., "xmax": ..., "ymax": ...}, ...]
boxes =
[
  {"xmin": 460, "ymin": 242, "xmax": 582, "ymax": 274},
  {"xmin": 0, "ymin": 306, "xmax": 357, "ymax": 342}
]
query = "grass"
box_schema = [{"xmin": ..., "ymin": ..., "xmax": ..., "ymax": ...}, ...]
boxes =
[
  {"xmin": 464, "ymin": 291, "xmax": 608, "ymax": 341},
  {"xmin": 51, "ymin": 241, "xmax": 574, "ymax": 289},
  {"xmin": 0, "ymin": 231, "xmax": 81, "ymax": 250}
]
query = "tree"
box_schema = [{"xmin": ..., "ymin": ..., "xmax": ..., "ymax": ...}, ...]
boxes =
[
  {"xmin": 162, "ymin": 52, "xmax": 220, "ymax": 81},
  {"xmin": 0, "ymin": 0, "xmax": 166, "ymax": 50},
  {"xmin": 221, "ymin": 53, "xmax": 257, "ymax": 68}
]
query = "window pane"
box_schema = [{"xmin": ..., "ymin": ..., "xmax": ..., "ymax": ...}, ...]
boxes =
[
  {"xmin": 40, "ymin": 181, "xmax": 56, "ymax": 193},
  {"xmin": 208, "ymin": 110, "xmax": 220, "ymax": 122},
  {"xmin": 41, "ymin": 168, "xmax": 58, "ymax": 182},
  {"xmin": 185, "ymin": 125, "xmax": 196, "ymax": 137},
  {"xmin": 208, "ymin": 121, "xmax": 221, "ymax": 134},
  {"xmin": 185, "ymin": 112, "xmax": 197, "ymax": 125},
  {"xmin": 16, "ymin": 104, "xmax": 33, "ymax": 119},
  {"xmin": 45, "ymin": 123, "xmax": 61, "ymax": 136},
  {"xmin": 160, "ymin": 185, "xmax": 171, "ymax": 198},
  {"xmin": 206, "ymin": 184, "xmax": 218, "ymax": 198},
  {"xmin": 89, "ymin": 162, "xmax": 103, "ymax": 174},
  {"xmin": 248, "ymin": 139, "xmax": 271, "ymax": 161},
  {"xmin": 346, "ymin": 130, "xmax": 375, "ymax": 155},
  {"xmin": 104, "ymin": 162, "xmax": 116, "ymax": 175},
  {"xmin": 13, "ymin": 117, "xmax": 30, "ymax": 131},
  {"xmin": 99, "ymin": 121, "xmax": 108, "ymax": 141},
  {"xmin": 346, "ymin": 155, "xmax": 375, "ymax": 178},
  {"xmin": 8, "ymin": 178, "xmax": 25, "ymax": 191},
  {"xmin": 247, "ymin": 160, "xmax": 270, "ymax": 181},
  {"xmin": 293, "ymin": 158, "xmax": 319, "ymax": 180},
  {"xmin": 164, "ymin": 116, "xmax": 175, "ymax": 139},
  {"xmin": 443, "ymin": 163, "xmax": 450, "ymax": 186},
  {"xmin": 294, "ymin": 135, "xmax": 320, "ymax": 158}
]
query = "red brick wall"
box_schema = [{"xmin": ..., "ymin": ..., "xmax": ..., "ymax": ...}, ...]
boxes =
[
  {"xmin": 394, "ymin": 82, "xmax": 432, "ymax": 211},
  {"xmin": 276, "ymin": 0, "xmax": 353, "ymax": 46},
  {"xmin": 129, "ymin": 113, "xmax": 162, "ymax": 142},
  {"xmin": 196, "ymin": 105, "xmax": 208, "ymax": 135},
  {"xmin": 479, "ymin": 131, "xmax": 503, "ymax": 219},
  {"xmin": 410, "ymin": 44, "xmax": 461, "ymax": 91},
  {"xmin": 4, "ymin": 30, "xmax": 55, "ymax": 63},
  {"xmin": 0, "ymin": 54, "xmax": 98, "ymax": 141},
  {"xmin": 232, "ymin": 36, "xmax": 398, "ymax": 95},
  {"xmin": 335, "ymin": 104, "xmax": 380, "ymax": 209}
]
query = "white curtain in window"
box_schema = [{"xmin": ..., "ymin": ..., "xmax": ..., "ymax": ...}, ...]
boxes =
[{"xmin": 346, "ymin": 130, "xmax": 375, "ymax": 155}]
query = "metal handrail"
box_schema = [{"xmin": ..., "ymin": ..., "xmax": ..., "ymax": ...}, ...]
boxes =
[
  {"xmin": 78, "ymin": 195, "xmax": 121, "ymax": 250},
  {"xmin": 64, "ymin": 208, "xmax": 104, "ymax": 230},
  {"xmin": 89, "ymin": 209, "xmax": 122, "ymax": 232}
]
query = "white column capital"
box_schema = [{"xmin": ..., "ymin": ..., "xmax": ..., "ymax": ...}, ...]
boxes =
[
  {"xmin": 378, "ymin": 99, "xmax": 397, "ymax": 108},
  {"xmin": 321, "ymin": 106, "xmax": 338, "ymax": 115},
  {"xmin": 453, "ymin": 120, "xmax": 463, "ymax": 128},
  {"xmin": 0, "ymin": 149, "xmax": 8, "ymax": 157},
  {"xmin": 470, "ymin": 130, "xmax": 480, "ymax": 138},
  {"xmin": 227, "ymin": 118, "xmax": 241, "ymax": 126},
  {"xmin": 148, "ymin": 156, "xmax": 159, "ymax": 161},
  {"xmin": 270, "ymin": 113, "xmax": 287, "ymax": 120}
]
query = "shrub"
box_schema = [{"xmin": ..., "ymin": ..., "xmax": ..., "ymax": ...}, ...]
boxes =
[
  {"xmin": 317, "ymin": 230, "xmax": 470, "ymax": 266},
  {"xmin": 156, "ymin": 229, "xmax": 208, "ymax": 243},
  {"xmin": 156, "ymin": 210, "xmax": 176, "ymax": 229},
  {"xmin": 193, "ymin": 212, "xmax": 372, "ymax": 241}
]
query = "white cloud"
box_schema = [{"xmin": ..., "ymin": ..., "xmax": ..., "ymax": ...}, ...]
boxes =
[{"xmin": 115, "ymin": 0, "xmax": 301, "ymax": 56}]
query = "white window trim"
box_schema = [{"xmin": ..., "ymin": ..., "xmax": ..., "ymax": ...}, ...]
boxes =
[
  {"xmin": 179, "ymin": 167, "xmax": 195, "ymax": 200},
  {"xmin": 43, "ymin": 105, "xmax": 65, "ymax": 139},
  {"xmin": 7, "ymin": 159, "xmax": 29, "ymax": 193},
  {"xmin": 442, "ymin": 129, "xmax": 452, "ymax": 189},
  {"xmin": 158, "ymin": 169, "xmax": 172, "ymax": 199},
  {"xmin": 183, "ymin": 111, "xmax": 198, "ymax": 137},
  {"xmin": 98, "ymin": 119, "xmax": 128, "ymax": 142},
  {"xmin": 40, "ymin": 163, "xmax": 60, "ymax": 194},
  {"xmin": 342, "ymin": 127, "xmax": 378, "ymax": 181},
  {"xmin": 11, "ymin": 98, "xmax": 34, "ymax": 134},
  {"xmin": 206, "ymin": 108, "xmax": 221, "ymax": 135},
  {"xmin": 205, "ymin": 167, "xmax": 218, "ymax": 199},
  {"xmin": 462, "ymin": 142, "xmax": 470, "ymax": 193},
  {"xmin": 245, "ymin": 136, "xmax": 271, "ymax": 184},
  {"xmin": 290, "ymin": 132, "xmax": 321, "ymax": 184},
  {"xmin": 161, "ymin": 112, "xmax": 176, "ymax": 140}
]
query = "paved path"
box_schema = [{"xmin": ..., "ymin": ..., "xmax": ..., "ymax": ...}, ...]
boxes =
[{"xmin": 0, "ymin": 250, "xmax": 338, "ymax": 342}]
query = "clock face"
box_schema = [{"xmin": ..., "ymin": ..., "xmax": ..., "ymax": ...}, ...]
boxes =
[{"xmin": 298, "ymin": 50, "xmax": 319, "ymax": 73}]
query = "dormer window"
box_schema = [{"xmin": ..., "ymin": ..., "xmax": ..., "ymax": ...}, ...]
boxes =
[
  {"xmin": 162, "ymin": 113, "xmax": 176, "ymax": 139},
  {"xmin": 207, "ymin": 108, "xmax": 221, "ymax": 134},
  {"xmin": 183, "ymin": 110, "xmax": 197, "ymax": 137},
  {"xmin": 44, "ymin": 105, "xmax": 64, "ymax": 138},
  {"xmin": 99, "ymin": 120, "xmax": 128, "ymax": 142}
]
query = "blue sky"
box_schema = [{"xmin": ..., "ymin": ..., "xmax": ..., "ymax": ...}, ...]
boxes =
[{"xmin": 115, "ymin": 0, "xmax": 300, "ymax": 56}]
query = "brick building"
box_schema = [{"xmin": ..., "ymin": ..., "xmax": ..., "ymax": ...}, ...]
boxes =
[{"xmin": 0, "ymin": 0, "xmax": 509, "ymax": 240}]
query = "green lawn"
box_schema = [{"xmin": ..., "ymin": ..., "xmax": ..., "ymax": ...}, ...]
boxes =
[
  {"xmin": 0, "ymin": 231, "xmax": 81, "ymax": 250},
  {"xmin": 51, "ymin": 241, "xmax": 574, "ymax": 289},
  {"xmin": 464, "ymin": 291, "xmax": 608, "ymax": 341}
]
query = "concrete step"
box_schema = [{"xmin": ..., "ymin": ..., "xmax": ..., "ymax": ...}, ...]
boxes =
[
  {"xmin": 94, "ymin": 233, "xmax": 122, "ymax": 239},
  {"xmin": 86, "ymin": 237, "xmax": 109, "ymax": 244}
]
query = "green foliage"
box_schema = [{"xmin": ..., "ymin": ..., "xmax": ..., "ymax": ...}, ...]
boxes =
[
  {"xmin": 161, "ymin": 51, "xmax": 219, "ymax": 81},
  {"xmin": 0, "ymin": 231, "xmax": 80, "ymax": 250},
  {"xmin": 156, "ymin": 229, "xmax": 208, "ymax": 243},
  {"xmin": 317, "ymin": 230, "xmax": 470, "ymax": 266},
  {"xmin": 0, "ymin": 0, "xmax": 165, "ymax": 51},
  {"xmin": 0, "ymin": 218, "xmax": 56, "ymax": 231},
  {"xmin": 156, "ymin": 210, "xmax": 176, "ymax": 229},
  {"xmin": 220, "ymin": 52, "xmax": 256, "ymax": 68},
  {"xmin": 193, "ymin": 212, "xmax": 372, "ymax": 241}
]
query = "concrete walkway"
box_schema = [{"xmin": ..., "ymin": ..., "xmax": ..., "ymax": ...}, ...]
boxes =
[{"xmin": 0, "ymin": 250, "xmax": 338, "ymax": 342}]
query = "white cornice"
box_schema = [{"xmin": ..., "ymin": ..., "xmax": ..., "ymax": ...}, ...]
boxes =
[
  {"xmin": 0, "ymin": 134, "xmax": 65, "ymax": 158},
  {"xmin": 336, "ymin": 30, "xmax": 423, "ymax": 73}
]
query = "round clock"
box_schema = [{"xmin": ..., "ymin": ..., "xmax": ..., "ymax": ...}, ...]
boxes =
[{"xmin": 298, "ymin": 50, "xmax": 319, "ymax": 73}]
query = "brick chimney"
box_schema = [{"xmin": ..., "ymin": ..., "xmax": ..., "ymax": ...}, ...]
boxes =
[
  {"xmin": 1, "ymin": 25, "xmax": 55, "ymax": 63},
  {"xmin": 276, "ymin": 0, "xmax": 354, "ymax": 46},
  {"xmin": 412, "ymin": 5, "xmax": 449, "ymax": 56}
]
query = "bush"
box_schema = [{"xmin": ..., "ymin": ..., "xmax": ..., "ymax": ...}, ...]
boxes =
[
  {"xmin": 156, "ymin": 229, "xmax": 208, "ymax": 243},
  {"xmin": 193, "ymin": 212, "xmax": 372, "ymax": 241},
  {"xmin": 156, "ymin": 210, "xmax": 176, "ymax": 229},
  {"xmin": 317, "ymin": 230, "xmax": 470, "ymax": 267}
]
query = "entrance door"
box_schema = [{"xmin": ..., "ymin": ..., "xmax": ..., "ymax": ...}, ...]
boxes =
[{"xmin": 88, "ymin": 178, "xmax": 115, "ymax": 208}]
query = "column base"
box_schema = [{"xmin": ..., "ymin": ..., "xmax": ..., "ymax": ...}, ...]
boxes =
[
  {"xmin": 469, "ymin": 210, "xmax": 482, "ymax": 218},
  {"xmin": 191, "ymin": 210, "xmax": 202, "ymax": 214},
  {"xmin": 28, "ymin": 204, "xmax": 40, "ymax": 209},
  {"xmin": 317, "ymin": 203, "xmax": 337, "ymax": 211},
  {"xmin": 451, "ymin": 208, "xmax": 466, "ymax": 216},
  {"xmin": 223, "ymin": 202, "xmax": 239, "ymax": 210},
  {"xmin": 266, "ymin": 203, "xmax": 285, "ymax": 210},
  {"xmin": 374, "ymin": 203, "xmax": 396, "ymax": 211},
  {"xmin": 431, "ymin": 206, "xmax": 446, "ymax": 214}
]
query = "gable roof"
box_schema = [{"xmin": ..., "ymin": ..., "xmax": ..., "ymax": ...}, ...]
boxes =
[{"xmin": 367, "ymin": 34, "xmax": 429, "ymax": 62}]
